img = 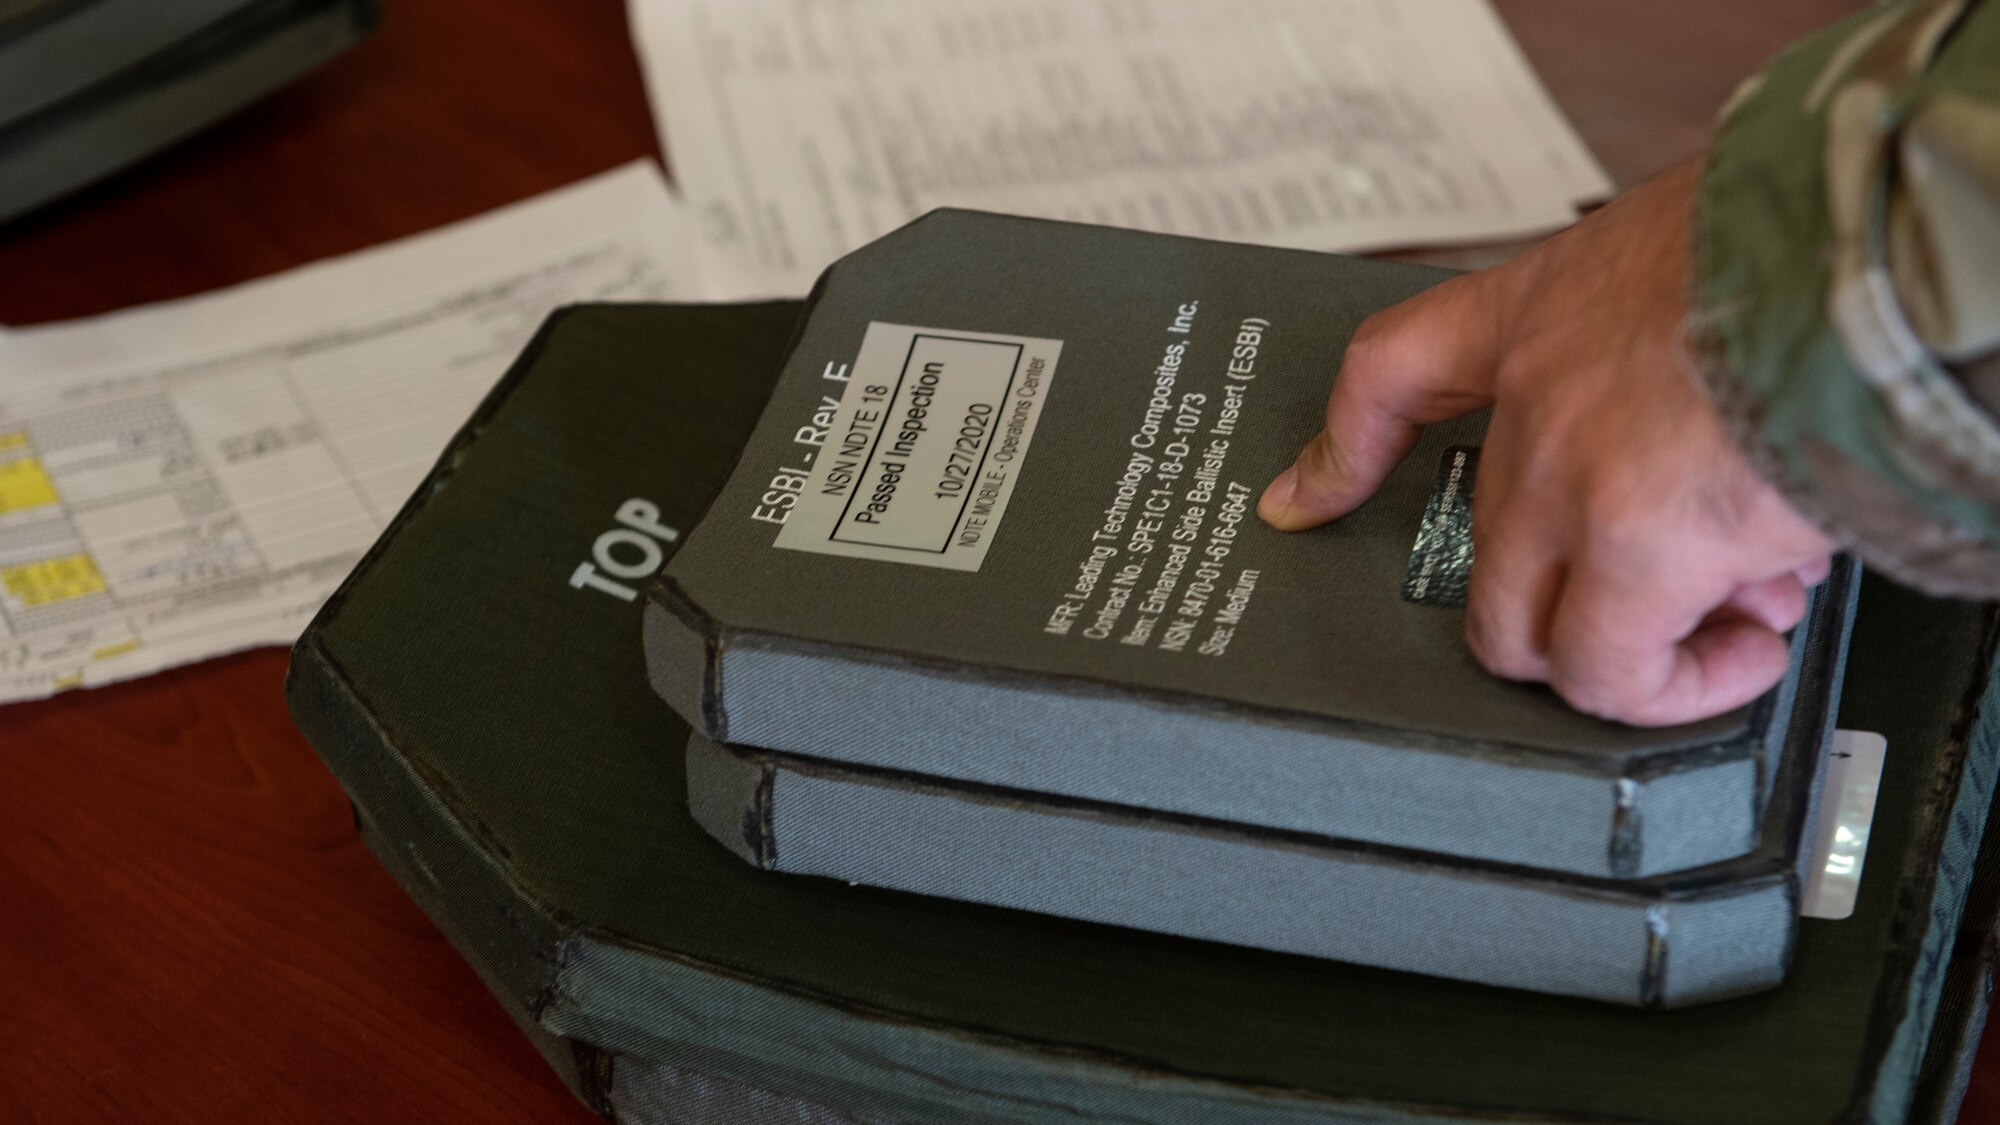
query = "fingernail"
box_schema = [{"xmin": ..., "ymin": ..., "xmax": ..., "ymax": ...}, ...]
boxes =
[{"xmin": 1259, "ymin": 465, "xmax": 1298, "ymax": 527}]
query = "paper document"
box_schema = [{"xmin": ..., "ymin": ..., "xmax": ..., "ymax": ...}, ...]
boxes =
[
  {"xmin": 631, "ymin": 0, "xmax": 1611, "ymax": 298},
  {"xmin": 0, "ymin": 162, "xmax": 694, "ymax": 702}
]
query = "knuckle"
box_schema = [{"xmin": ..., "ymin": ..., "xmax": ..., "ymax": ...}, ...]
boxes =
[
  {"xmin": 1345, "ymin": 311, "xmax": 1398, "ymax": 359},
  {"xmin": 1492, "ymin": 353, "xmax": 1542, "ymax": 400},
  {"xmin": 1546, "ymin": 642, "xmax": 1657, "ymax": 722},
  {"xmin": 1337, "ymin": 314, "xmax": 1412, "ymax": 388},
  {"xmin": 1548, "ymin": 665, "xmax": 1635, "ymax": 722},
  {"xmin": 1583, "ymin": 476, "xmax": 1656, "ymax": 555},
  {"xmin": 1465, "ymin": 605, "xmax": 1542, "ymax": 681},
  {"xmin": 1483, "ymin": 650, "xmax": 1545, "ymax": 683},
  {"xmin": 1293, "ymin": 430, "xmax": 1348, "ymax": 486},
  {"xmin": 1464, "ymin": 520, "xmax": 1552, "ymax": 681}
]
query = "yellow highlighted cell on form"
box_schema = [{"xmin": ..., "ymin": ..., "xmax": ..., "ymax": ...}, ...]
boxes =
[
  {"xmin": 92, "ymin": 639, "xmax": 140, "ymax": 661},
  {"xmin": 3, "ymin": 554, "xmax": 107, "ymax": 607},
  {"xmin": 0, "ymin": 456, "xmax": 59, "ymax": 514},
  {"xmin": 0, "ymin": 432, "xmax": 28, "ymax": 451}
]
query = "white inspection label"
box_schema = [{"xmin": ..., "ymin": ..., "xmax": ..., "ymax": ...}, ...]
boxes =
[{"xmin": 776, "ymin": 321, "xmax": 1062, "ymax": 572}]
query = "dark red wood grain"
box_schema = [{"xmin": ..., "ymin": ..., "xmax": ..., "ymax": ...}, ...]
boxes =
[
  {"xmin": 0, "ymin": 649, "xmax": 593, "ymax": 1124},
  {"xmin": 4, "ymin": 2, "xmax": 1994, "ymax": 1122}
]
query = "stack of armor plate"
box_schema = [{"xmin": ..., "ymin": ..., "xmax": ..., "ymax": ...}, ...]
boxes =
[
  {"xmin": 290, "ymin": 293, "xmax": 2000, "ymax": 1124},
  {"xmin": 644, "ymin": 212, "xmax": 1859, "ymax": 1006}
]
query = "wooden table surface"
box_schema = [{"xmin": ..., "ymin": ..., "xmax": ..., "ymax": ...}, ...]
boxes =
[{"xmin": 3, "ymin": 2, "xmax": 1992, "ymax": 1122}]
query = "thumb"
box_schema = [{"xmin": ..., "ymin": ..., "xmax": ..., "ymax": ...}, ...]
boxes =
[{"xmin": 1260, "ymin": 274, "xmax": 1505, "ymax": 531}]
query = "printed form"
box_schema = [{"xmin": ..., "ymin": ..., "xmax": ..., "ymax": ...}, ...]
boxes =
[
  {"xmin": 0, "ymin": 162, "xmax": 694, "ymax": 702},
  {"xmin": 632, "ymin": 0, "xmax": 1612, "ymax": 298}
]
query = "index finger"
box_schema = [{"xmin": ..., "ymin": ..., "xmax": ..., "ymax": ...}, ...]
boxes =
[{"xmin": 1259, "ymin": 273, "xmax": 1504, "ymax": 530}]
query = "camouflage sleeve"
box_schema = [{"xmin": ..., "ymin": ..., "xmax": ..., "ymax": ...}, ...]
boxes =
[{"xmin": 1692, "ymin": 0, "xmax": 2000, "ymax": 595}]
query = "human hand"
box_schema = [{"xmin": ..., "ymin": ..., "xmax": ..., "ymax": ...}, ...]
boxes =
[{"xmin": 1259, "ymin": 157, "xmax": 1836, "ymax": 727}]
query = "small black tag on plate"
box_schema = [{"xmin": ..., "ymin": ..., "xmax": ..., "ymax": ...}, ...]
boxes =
[{"xmin": 1402, "ymin": 445, "xmax": 1479, "ymax": 608}]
